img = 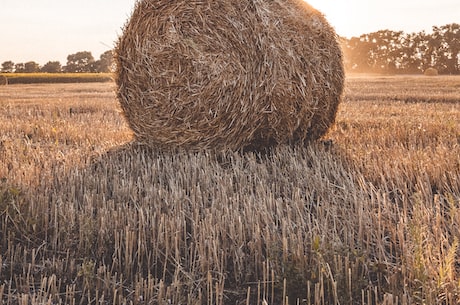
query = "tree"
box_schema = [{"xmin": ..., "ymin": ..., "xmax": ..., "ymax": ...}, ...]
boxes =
[
  {"xmin": 341, "ymin": 23, "xmax": 460, "ymax": 74},
  {"xmin": 348, "ymin": 30, "xmax": 405, "ymax": 73},
  {"xmin": 15, "ymin": 63, "xmax": 26, "ymax": 73},
  {"xmin": 342, "ymin": 36, "xmax": 374, "ymax": 72},
  {"xmin": 397, "ymin": 32, "xmax": 425, "ymax": 73},
  {"xmin": 1, "ymin": 61, "xmax": 15, "ymax": 73},
  {"xmin": 93, "ymin": 50, "xmax": 114, "ymax": 73},
  {"xmin": 64, "ymin": 51, "xmax": 95, "ymax": 72},
  {"xmin": 24, "ymin": 61, "xmax": 40, "ymax": 73},
  {"xmin": 41, "ymin": 61, "xmax": 62, "ymax": 73},
  {"xmin": 430, "ymin": 23, "xmax": 460, "ymax": 74}
]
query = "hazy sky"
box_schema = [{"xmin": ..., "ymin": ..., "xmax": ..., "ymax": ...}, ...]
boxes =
[{"xmin": 1, "ymin": 0, "xmax": 459, "ymax": 65}]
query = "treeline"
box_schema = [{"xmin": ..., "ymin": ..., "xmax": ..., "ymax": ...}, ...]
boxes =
[
  {"xmin": 2, "ymin": 23, "xmax": 459, "ymax": 75},
  {"xmin": 341, "ymin": 23, "xmax": 460, "ymax": 74},
  {"xmin": 1, "ymin": 50, "xmax": 114, "ymax": 73}
]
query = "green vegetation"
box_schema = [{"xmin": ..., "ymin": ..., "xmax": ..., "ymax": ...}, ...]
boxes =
[
  {"xmin": 0, "ymin": 76, "xmax": 459, "ymax": 304},
  {"xmin": 0, "ymin": 73, "xmax": 113, "ymax": 84}
]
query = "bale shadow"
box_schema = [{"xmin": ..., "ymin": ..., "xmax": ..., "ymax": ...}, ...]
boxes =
[{"xmin": 2, "ymin": 140, "xmax": 391, "ymax": 305}]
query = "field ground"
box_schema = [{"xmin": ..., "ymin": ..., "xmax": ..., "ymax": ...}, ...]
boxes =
[
  {"xmin": 0, "ymin": 73, "xmax": 113, "ymax": 84},
  {"xmin": 0, "ymin": 75, "xmax": 459, "ymax": 304}
]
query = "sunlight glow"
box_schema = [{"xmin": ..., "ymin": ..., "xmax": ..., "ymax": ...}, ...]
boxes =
[
  {"xmin": 304, "ymin": 0, "xmax": 460, "ymax": 38},
  {"xmin": 304, "ymin": 0, "xmax": 365, "ymax": 37}
]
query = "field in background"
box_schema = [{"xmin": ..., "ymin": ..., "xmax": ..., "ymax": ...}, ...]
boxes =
[
  {"xmin": 0, "ymin": 73, "xmax": 113, "ymax": 84},
  {"xmin": 0, "ymin": 76, "xmax": 459, "ymax": 305}
]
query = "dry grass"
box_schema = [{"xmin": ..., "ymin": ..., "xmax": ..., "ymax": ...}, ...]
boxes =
[{"xmin": 0, "ymin": 76, "xmax": 459, "ymax": 305}]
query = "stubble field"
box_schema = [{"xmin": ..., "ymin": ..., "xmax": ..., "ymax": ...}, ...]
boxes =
[{"xmin": 0, "ymin": 75, "xmax": 459, "ymax": 305}]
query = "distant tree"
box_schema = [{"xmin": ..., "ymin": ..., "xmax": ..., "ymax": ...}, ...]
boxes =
[
  {"xmin": 397, "ymin": 32, "xmax": 426, "ymax": 73},
  {"xmin": 344, "ymin": 30, "xmax": 404, "ymax": 73},
  {"xmin": 14, "ymin": 63, "xmax": 26, "ymax": 73},
  {"xmin": 342, "ymin": 36, "xmax": 374, "ymax": 72},
  {"xmin": 24, "ymin": 61, "xmax": 41, "ymax": 73},
  {"xmin": 341, "ymin": 23, "xmax": 459, "ymax": 74},
  {"xmin": 41, "ymin": 61, "xmax": 62, "ymax": 73},
  {"xmin": 430, "ymin": 23, "xmax": 460, "ymax": 74},
  {"xmin": 373, "ymin": 30, "xmax": 405, "ymax": 73},
  {"xmin": 93, "ymin": 50, "xmax": 114, "ymax": 73},
  {"xmin": 64, "ymin": 51, "xmax": 95, "ymax": 73},
  {"xmin": 1, "ymin": 61, "xmax": 15, "ymax": 73}
]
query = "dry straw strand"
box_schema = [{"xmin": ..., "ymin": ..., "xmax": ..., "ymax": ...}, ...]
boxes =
[{"xmin": 115, "ymin": 0, "xmax": 344, "ymax": 151}]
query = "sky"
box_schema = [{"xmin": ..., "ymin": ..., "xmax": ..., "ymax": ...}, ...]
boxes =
[{"xmin": 0, "ymin": 0, "xmax": 459, "ymax": 65}]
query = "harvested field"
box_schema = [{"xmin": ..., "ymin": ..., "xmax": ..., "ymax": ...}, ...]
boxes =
[
  {"xmin": 0, "ymin": 73, "xmax": 113, "ymax": 84},
  {"xmin": 0, "ymin": 75, "xmax": 459, "ymax": 305},
  {"xmin": 345, "ymin": 74, "xmax": 460, "ymax": 103}
]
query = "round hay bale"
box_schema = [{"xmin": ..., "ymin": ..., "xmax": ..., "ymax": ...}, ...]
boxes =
[
  {"xmin": 115, "ymin": 0, "xmax": 344, "ymax": 151},
  {"xmin": 424, "ymin": 67, "xmax": 438, "ymax": 76},
  {"xmin": 0, "ymin": 75, "xmax": 7, "ymax": 86}
]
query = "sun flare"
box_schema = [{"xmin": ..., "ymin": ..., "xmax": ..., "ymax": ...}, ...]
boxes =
[{"xmin": 304, "ymin": 0, "xmax": 372, "ymax": 37}]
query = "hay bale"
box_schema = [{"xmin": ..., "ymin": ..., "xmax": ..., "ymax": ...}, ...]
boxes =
[
  {"xmin": 0, "ymin": 75, "xmax": 7, "ymax": 86},
  {"xmin": 424, "ymin": 67, "xmax": 438, "ymax": 76},
  {"xmin": 115, "ymin": 0, "xmax": 344, "ymax": 151}
]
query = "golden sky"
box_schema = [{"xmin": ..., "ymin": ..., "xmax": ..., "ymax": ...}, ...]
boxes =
[{"xmin": 308, "ymin": 0, "xmax": 459, "ymax": 37}]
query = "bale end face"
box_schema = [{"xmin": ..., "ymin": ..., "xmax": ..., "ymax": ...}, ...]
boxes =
[
  {"xmin": 115, "ymin": 0, "xmax": 344, "ymax": 151},
  {"xmin": 424, "ymin": 67, "xmax": 438, "ymax": 76},
  {"xmin": 0, "ymin": 75, "xmax": 8, "ymax": 86}
]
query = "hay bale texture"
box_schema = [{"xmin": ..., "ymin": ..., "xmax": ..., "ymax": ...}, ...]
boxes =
[
  {"xmin": 115, "ymin": 0, "xmax": 344, "ymax": 151},
  {"xmin": 424, "ymin": 67, "xmax": 438, "ymax": 76},
  {"xmin": 0, "ymin": 75, "xmax": 7, "ymax": 86}
]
